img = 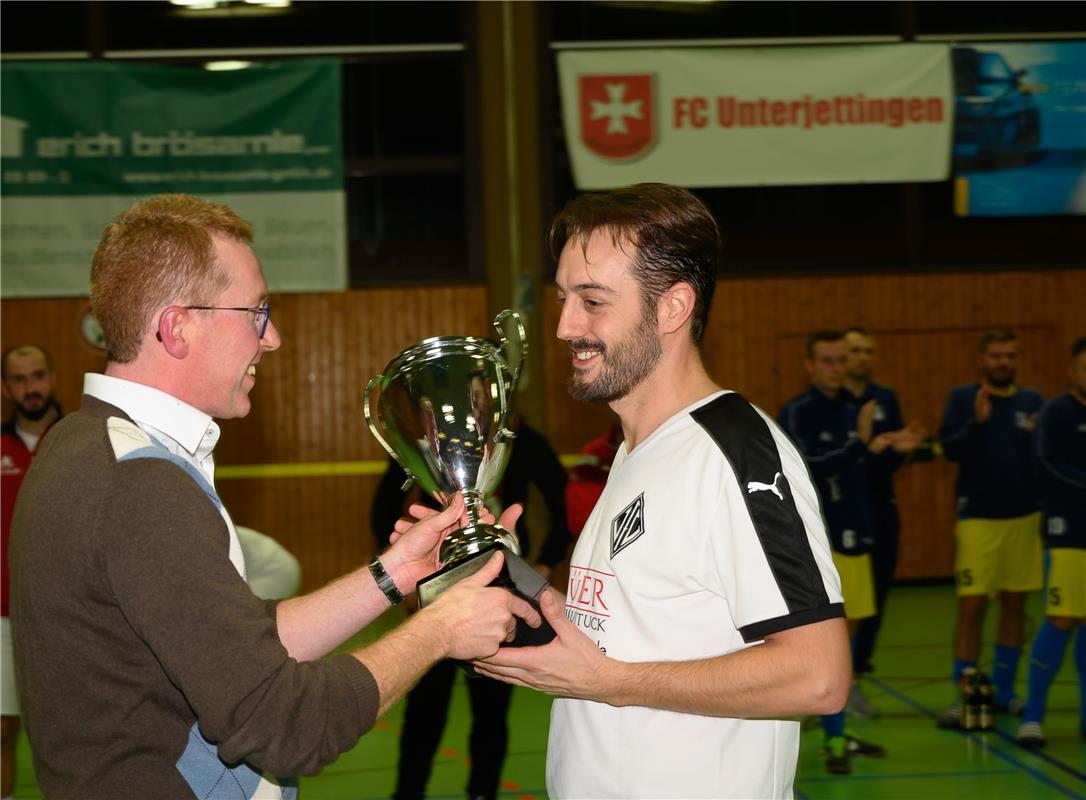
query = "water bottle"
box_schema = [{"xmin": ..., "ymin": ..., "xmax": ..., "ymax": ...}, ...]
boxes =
[
  {"xmin": 960, "ymin": 667, "xmax": 979, "ymax": 731},
  {"xmin": 973, "ymin": 671, "xmax": 994, "ymax": 731}
]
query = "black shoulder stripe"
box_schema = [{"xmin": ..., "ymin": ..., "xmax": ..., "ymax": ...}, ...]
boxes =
[
  {"xmin": 691, "ymin": 393, "xmax": 833, "ymax": 617},
  {"xmin": 741, "ymin": 603, "xmax": 845, "ymax": 643}
]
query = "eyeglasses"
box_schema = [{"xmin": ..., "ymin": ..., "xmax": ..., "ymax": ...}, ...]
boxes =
[{"xmin": 186, "ymin": 303, "xmax": 271, "ymax": 339}]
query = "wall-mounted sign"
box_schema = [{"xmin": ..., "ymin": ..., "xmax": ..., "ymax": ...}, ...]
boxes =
[
  {"xmin": 1, "ymin": 58, "xmax": 346, "ymax": 297},
  {"xmin": 558, "ymin": 45, "xmax": 953, "ymax": 189}
]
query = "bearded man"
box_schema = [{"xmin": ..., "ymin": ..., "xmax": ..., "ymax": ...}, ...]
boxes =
[
  {"xmin": 1, "ymin": 344, "xmax": 61, "ymax": 800},
  {"xmin": 937, "ymin": 329, "xmax": 1044, "ymax": 728},
  {"xmin": 475, "ymin": 184, "xmax": 850, "ymax": 799}
]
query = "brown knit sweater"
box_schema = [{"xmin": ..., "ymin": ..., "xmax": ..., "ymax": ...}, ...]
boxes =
[{"xmin": 10, "ymin": 395, "xmax": 378, "ymax": 798}]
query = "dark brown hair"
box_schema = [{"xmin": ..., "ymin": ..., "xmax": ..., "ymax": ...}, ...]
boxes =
[
  {"xmin": 547, "ymin": 183, "xmax": 721, "ymax": 345},
  {"xmin": 806, "ymin": 330, "xmax": 845, "ymax": 358},
  {"xmin": 1071, "ymin": 336, "xmax": 1085, "ymax": 359},
  {"xmin": 978, "ymin": 328, "xmax": 1016, "ymax": 354}
]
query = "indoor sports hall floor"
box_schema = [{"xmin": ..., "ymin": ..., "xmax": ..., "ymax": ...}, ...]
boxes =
[{"xmin": 12, "ymin": 584, "xmax": 1085, "ymax": 799}]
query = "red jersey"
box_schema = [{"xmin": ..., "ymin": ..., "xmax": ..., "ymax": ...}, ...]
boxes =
[
  {"xmin": 2, "ymin": 417, "xmax": 57, "ymax": 616},
  {"xmin": 564, "ymin": 426, "xmax": 622, "ymax": 539}
]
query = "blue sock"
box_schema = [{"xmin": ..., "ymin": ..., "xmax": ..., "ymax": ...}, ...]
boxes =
[
  {"xmin": 1074, "ymin": 626, "xmax": 1086, "ymax": 735},
  {"xmin": 821, "ymin": 711, "xmax": 845, "ymax": 742},
  {"xmin": 953, "ymin": 658, "xmax": 977, "ymax": 687},
  {"xmin": 1023, "ymin": 621, "xmax": 1071, "ymax": 724},
  {"xmin": 992, "ymin": 644, "xmax": 1022, "ymax": 707}
]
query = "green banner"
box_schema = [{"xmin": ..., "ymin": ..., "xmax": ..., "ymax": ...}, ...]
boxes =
[{"xmin": 1, "ymin": 59, "xmax": 347, "ymax": 297}]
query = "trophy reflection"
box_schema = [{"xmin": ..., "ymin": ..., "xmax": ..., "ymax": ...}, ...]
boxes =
[{"xmin": 364, "ymin": 310, "xmax": 555, "ymax": 647}]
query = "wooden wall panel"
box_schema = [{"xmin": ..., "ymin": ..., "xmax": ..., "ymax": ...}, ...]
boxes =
[
  {"xmin": 4, "ymin": 268, "xmax": 1083, "ymax": 589},
  {"xmin": 541, "ymin": 267, "xmax": 1085, "ymax": 580},
  {"xmin": 212, "ymin": 286, "xmax": 493, "ymax": 465},
  {"xmin": 2, "ymin": 286, "xmax": 490, "ymax": 592}
]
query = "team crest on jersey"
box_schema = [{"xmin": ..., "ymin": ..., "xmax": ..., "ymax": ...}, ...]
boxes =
[{"xmin": 610, "ymin": 492, "xmax": 646, "ymax": 558}]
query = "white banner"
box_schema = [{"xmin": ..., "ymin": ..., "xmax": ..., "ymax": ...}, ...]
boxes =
[
  {"xmin": 0, "ymin": 192, "xmax": 347, "ymax": 298},
  {"xmin": 558, "ymin": 44, "xmax": 953, "ymax": 188}
]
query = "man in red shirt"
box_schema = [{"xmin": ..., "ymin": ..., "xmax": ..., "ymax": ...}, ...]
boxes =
[
  {"xmin": 564, "ymin": 423, "xmax": 622, "ymax": 538},
  {"xmin": 1, "ymin": 344, "xmax": 60, "ymax": 800}
]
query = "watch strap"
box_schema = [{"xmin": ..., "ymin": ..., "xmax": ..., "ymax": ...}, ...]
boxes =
[{"xmin": 368, "ymin": 558, "xmax": 405, "ymax": 606}]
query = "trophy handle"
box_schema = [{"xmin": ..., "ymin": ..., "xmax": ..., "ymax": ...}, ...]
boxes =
[
  {"xmin": 363, "ymin": 375, "xmax": 416, "ymax": 491},
  {"xmin": 492, "ymin": 309, "xmax": 527, "ymax": 396}
]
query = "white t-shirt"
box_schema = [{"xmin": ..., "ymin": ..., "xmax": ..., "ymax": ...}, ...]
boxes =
[{"xmin": 547, "ymin": 391, "xmax": 843, "ymax": 799}]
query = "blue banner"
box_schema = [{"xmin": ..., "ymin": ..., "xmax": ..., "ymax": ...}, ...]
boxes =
[{"xmin": 952, "ymin": 42, "xmax": 1086, "ymax": 216}]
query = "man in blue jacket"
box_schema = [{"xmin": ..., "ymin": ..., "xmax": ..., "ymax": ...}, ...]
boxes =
[
  {"xmin": 1016, "ymin": 336, "xmax": 1086, "ymax": 748},
  {"xmin": 841, "ymin": 328, "xmax": 929, "ymax": 718},
  {"xmin": 780, "ymin": 330, "xmax": 890, "ymax": 774},
  {"xmin": 937, "ymin": 329, "xmax": 1044, "ymax": 728}
]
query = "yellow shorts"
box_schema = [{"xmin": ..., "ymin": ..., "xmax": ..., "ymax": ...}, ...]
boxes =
[
  {"xmin": 1043, "ymin": 548, "xmax": 1086, "ymax": 618},
  {"xmin": 831, "ymin": 551, "xmax": 876, "ymax": 620},
  {"xmin": 954, "ymin": 512, "xmax": 1043, "ymax": 597}
]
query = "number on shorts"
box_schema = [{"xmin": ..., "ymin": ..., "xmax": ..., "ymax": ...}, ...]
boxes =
[{"xmin": 956, "ymin": 568, "xmax": 973, "ymax": 587}]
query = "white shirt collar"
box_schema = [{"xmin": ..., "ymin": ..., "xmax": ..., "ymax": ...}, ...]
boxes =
[
  {"xmin": 13, "ymin": 423, "xmax": 41, "ymax": 452},
  {"xmin": 83, "ymin": 373, "xmax": 220, "ymax": 460}
]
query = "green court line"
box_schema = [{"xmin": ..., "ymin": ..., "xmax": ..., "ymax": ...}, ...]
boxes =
[{"xmin": 216, "ymin": 454, "xmax": 586, "ymax": 479}]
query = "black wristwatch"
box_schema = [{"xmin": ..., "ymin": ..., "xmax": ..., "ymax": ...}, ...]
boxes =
[{"xmin": 368, "ymin": 558, "xmax": 405, "ymax": 606}]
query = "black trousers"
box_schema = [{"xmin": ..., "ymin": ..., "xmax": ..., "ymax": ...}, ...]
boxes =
[{"xmin": 392, "ymin": 659, "xmax": 514, "ymax": 800}]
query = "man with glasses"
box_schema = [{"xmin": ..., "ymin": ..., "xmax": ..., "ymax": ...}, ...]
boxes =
[
  {"xmin": 186, "ymin": 301, "xmax": 270, "ymax": 337},
  {"xmin": 9, "ymin": 194, "xmax": 540, "ymax": 798}
]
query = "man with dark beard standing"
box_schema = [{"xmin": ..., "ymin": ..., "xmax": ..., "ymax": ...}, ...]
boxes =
[
  {"xmin": 475, "ymin": 183, "xmax": 851, "ymax": 799},
  {"xmin": 937, "ymin": 329, "xmax": 1044, "ymax": 728},
  {"xmin": 1, "ymin": 345, "xmax": 61, "ymax": 800}
]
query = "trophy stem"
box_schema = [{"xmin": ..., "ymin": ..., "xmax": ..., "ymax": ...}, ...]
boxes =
[{"xmin": 462, "ymin": 490, "xmax": 484, "ymax": 525}]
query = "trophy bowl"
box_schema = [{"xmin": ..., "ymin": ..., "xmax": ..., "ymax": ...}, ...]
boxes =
[{"xmin": 364, "ymin": 310, "xmax": 555, "ymax": 648}]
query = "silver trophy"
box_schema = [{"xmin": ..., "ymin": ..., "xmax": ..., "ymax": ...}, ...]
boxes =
[{"xmin": 364, "ymin": 310, "xmax": 555, "ymax": 647}]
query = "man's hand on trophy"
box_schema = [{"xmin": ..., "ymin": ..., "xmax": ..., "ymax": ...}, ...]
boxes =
[
  {"xmin": 472, "ymin": 588, "xmax": 612, "ymax": 702},
  {"xmin": 388, "ymin": 499, "xmax": 452, "ymax": 543},
  {"xmin": 494, "ymin": 502, "xmax": 523, "ymax": 535},
  {"xmin": 382, "ymin": 494, "xmax": 469, "ymax": 595},
  {"xmin": 387, "ymin": 498, "xmax": 522, "ymax": 542},
  {"xmin": 425, "ymin": 550, "xmax": 543, "ymax": 661}
]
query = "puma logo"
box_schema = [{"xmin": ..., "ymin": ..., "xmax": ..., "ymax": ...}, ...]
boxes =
[{"xmin": 747, "ymin": 472, "xmax": 784, "ymax": 501}]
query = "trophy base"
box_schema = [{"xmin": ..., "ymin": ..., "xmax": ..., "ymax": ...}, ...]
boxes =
[{"xmin": 417, "ymin": 542, "xmax": 557, "ymax": 651}]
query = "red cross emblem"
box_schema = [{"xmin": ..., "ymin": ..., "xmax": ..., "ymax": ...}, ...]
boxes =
[{"xmin": 579, "ymin": 74, "xmax": 655, "ymax": 160}]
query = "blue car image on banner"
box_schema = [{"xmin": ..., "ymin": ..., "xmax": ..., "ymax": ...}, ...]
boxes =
[
  {"xmin": 953, "ymin": 41, "xmax": 1086, "ymax": 216},
  {"xmin": 953, "ymin": 47, "xmax": 1041, "ymax": 159}
]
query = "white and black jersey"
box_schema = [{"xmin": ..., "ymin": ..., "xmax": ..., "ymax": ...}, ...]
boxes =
[{"xmin": 547, "ymin": 391, "xmax": 844, "ymax": 800}]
